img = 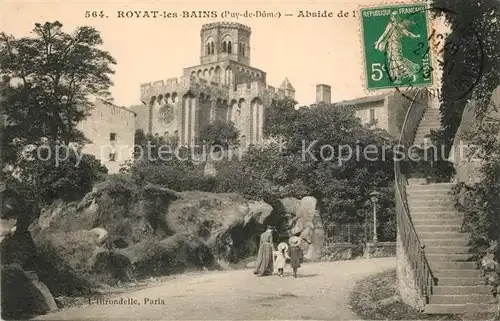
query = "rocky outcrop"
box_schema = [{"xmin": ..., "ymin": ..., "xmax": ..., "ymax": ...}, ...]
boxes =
[
  {"xmin": 31, "ymin": 185, "xmax": 275, "ymax": 285},
  {"xmin": 1, "ymin": 264, "xmax": 58, "ymax": 319},
  {"xmin": 451, "ymin": 86, "xmax": 500, "ymax": 186},
  {"xmin": 165, "ymin": 191, "xmax": 273, "ymax": 264},
  {"xmin": 451, "ymin": 86, "xmax": 500, "ymax": 316},
  {"xmin": 279, "ymin": 196, "xmax": 325, "ymax": 261}
]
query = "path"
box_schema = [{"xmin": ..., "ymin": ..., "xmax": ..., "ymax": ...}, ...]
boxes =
[{"xmin": 35, "ymin": 257, "xmax": 395, "ymax": 320}]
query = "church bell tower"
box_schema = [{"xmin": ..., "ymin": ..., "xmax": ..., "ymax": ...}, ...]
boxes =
[{"xmin": 200, "ymin": 22, "xmax": 251, "ymax": 66}]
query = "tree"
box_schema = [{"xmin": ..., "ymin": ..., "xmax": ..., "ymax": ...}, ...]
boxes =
[
  {"xmin": 432, "ymin": 0, "xmax": 500, "ymax": 151},
  {"xmin": 213, "ymin": 99, "xmax": 398, "ymax": 239},
  {"xmin": 0, "ymin": 21, "xmax": 115, "ymax": 231},
  {"xmin": 199, "ymin": 120, "xmax": 239, "ymax": 149},
  {"xmin": 263, "ymin": 97, "xmax": 299, "ymax": 139},
  {"xmin": 2, "ymin": 145, "xmax": 108, "ymax": 231},
  {"xmin": 1, "ymin": 21, "xmax": 116, "ymax": 154}
]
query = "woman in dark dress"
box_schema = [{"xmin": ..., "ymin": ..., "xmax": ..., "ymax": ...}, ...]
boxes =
[
  {"xmin": 288, "ymin": 235, "xmax": 311, "ymax": 278},
  {"xmin": 253, "ymin": 226, "xmax": 276, "ymax": 276}
]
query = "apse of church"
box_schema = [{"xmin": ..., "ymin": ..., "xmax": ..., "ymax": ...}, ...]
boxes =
[{"xmin": 136, "ymin": 22, "xmax": 295, "ymax": 148}]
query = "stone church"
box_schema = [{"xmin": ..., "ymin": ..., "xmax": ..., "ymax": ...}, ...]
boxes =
[{"xmin": 130, "ymin": 22, "xmax": 296, "ymax": 147}]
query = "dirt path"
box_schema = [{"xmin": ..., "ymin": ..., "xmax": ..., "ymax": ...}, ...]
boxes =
[{"xmin": 35, "ymin": 257, "xmax": 395, "ymax": 320}]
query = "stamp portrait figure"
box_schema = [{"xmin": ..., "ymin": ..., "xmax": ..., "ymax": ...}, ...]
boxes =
[{"xmin": 374, "ymin": 10, "xmax": 421, "ymax": 84}]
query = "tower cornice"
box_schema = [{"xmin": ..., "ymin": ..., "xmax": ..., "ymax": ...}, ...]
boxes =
[{"xmin": 201, "ymin": 22, "xmax": 251, "ymax": 34}]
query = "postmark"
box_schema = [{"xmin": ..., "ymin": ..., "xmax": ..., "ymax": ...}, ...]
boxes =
[
  {"xmin": 391, "ymin": 5, "xmax": 484, "ymax": 104},
  {"xmin": 358, "ymin": 3, "xmax": 485, "ymax": 105},
  {"xmin": 360, "ymin": 3, "xmax": 433, "ymax": 91}
]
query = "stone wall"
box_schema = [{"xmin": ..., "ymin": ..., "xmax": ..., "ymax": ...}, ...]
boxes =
[
  {"xmin": 386, "ymin": 90, "xmax": 424, "ymax": 137},
  {"xmin": 365, "ymin": 241, "xmax": 396, "ymax": 258},
  {"xmin": 78, "ymin": 99, "xmax": 136, "ymax": 174},
  {"xmin": 320, "ymin": 243, "xmax": 355, "ymax": 261},
  {"xmin": 396, "ymin": 234, "xmax": 425, "ymax": 311},
  {"xmin": 355, "ymin": 100, "xmax": 388, "ymax": 131}
]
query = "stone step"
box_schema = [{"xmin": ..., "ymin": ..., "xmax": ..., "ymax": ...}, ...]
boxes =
[
  {"xmin": 418, "ymin": 122, "xmax": 441, "ymax": 127},
  {"xmin": 433, "ymin": 269, "xmax": 481, "ymax": 277},
  {"xmin": 407, "ymin": 193, "xmax": 454, "ymax": 199},
  {"xmin": 433, "ymin": 285, "xmax": 492, "ymax": 295},
  {"xmin": 419, "ymin": 232, "xmax": 469, "ymax": 240},
  {"xmin": 406, "ymin": 178, "xmax": 429, "ymax": 185},
  {"xmin": 419, "ymin": 117, "xmax": 441, "ymax": 123},
  {"xmin": 429, "ymin": 294, "xmax": 495, "ymax": 304},
  {"xmin": 409, "ymin": 205, "xmax": 456, "ymax": 212},
  {"xmin": 424, "ymin": 239, "xmax": 469, "ymax": 247},
  {"xmin": 425, "ymin": 246, "xmax": 470, "ymax": 254},
  {"xmin": 414, "ymin": 225, "xmax": 461, "ymax": 232},
  {"xmin": 413, "ymin": 219, "xmax": 463, "ymax": 226},
  {"xmin": 406, "ymin": 183, "xmax": 454, "ymax": 191},
  {"xmin": 411, "ymin": 209, "xmax": 460, "ymax": 215},
  {"xmin": 417, "ymin": 124, "xmax": 441, "ymax": 131},
  {"xmin": 408, "ymin": 188, "xmax": 453, "ymax": 193},
  {"xmin": 413, "ymin": 216, "xmax": 463, "ymax": 222},
  {"xmin": 427, "ymin": 253, "xmax": 472, "ymax": 262},
  {"xmin": 408, "ymin": 200, "xmax": 455, "ymax": 207},
  {"xmin": 415, "ymin": 130, "xmax": 439, "ymax": 137},
  {"xmin": 424, "ymin": 303, "xmax": 497, "ymax": 314},
  {"xmin": 428, "ymin": 261, "xmax": 477, "ymax": 270},
  {"xmin": 416, "ymin": 125, "xmax": 440, "ymax": 132},
  {"xmin": 437, "ymin": 277, "xmax": 483, "ymax": 286}
]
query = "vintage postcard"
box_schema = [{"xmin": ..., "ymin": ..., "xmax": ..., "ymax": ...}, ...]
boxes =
[{"xmin": 1, "ymin": 0, "xmax": 498, "ymax": 320}]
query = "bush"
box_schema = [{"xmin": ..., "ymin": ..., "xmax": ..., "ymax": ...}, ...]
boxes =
[
  {"xmin": 130, "ymin": 234, "xmax": 208, "ymax": 277},
  {"xmin": 34, "ymin": 240, "xmax": 92, "ymax": 296}
]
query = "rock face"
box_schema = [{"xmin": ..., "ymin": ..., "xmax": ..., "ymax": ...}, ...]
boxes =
[
  {"xmin": 31, "ymin": 185, "xmax": 274, "ymax": 286},
  {"xmin": 451, "ymin": 86, "xmax": 500, "ymax": 186},
  {"xmin": 279, "ymin": 196, "xmax": 325, "ymax": 261},
  {"xmin": 1, "ymin": 264, "xmax": 58, "ymax": 319},
  {"xmin": 451, "ymin": 86, "xmax": 500, "ymax": 314},
  {"xmin": 165, "ymin": 191, "xmax": 273, "ymax": 263}
]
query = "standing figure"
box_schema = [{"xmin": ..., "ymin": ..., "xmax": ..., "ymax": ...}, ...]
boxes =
[
  {"xmin": 288, "ymin": 235, "xmax": 311, "ymax": 278},
  {"xmin": 274, "ymin": 242, "xmax": 290, "ymax": 277},
  {"xmin": 374, "ymin": 10, "xmax": 421, "ymax": 84},
  {"xmin": 253, "ymin": 226, "xmax": 276, "ymax": 276}
]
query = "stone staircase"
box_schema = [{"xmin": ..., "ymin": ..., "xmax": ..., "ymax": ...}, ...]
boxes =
[
  {"xmin": 405, "ymin": 107, "xmax": 497, "ymax": 314},
  {"xmin": 414, "ymin": 107, "xmax": 441, "ymax": 146},
  {"xmin": 407, "ymin": 182, "xmax": 496, "ymax": 314}
]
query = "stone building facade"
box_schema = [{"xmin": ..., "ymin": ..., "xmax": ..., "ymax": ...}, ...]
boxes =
[
  {"xmin": 315, "ymin": 85, "xmax": 396, "ymax": 136},
  {"xmin": 131, "ymin": 22, "xmax": 295, "ymax": 148},
  {"xmin": 78, "ymin": 99, "xmax": 136, "ymax": 173}
]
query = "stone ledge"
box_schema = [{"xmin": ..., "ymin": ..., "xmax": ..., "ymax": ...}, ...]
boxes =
[
  {"xmin": 366, "ymin": 241, "xmax": 396, "ymax": 259},
  {"xmin": 320, "ymin": 242, "xmax": 355, "ymax": 261}
]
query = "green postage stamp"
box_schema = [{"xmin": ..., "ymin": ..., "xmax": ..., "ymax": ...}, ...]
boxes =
[{"xmin": 360, "ymin": 3, "xmax": 433, "ymax": 90}]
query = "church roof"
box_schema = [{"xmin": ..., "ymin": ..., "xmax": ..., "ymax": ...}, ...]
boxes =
[{"xmin": 280, "ymin": 77, "xmax": 295, "ymax": 91}]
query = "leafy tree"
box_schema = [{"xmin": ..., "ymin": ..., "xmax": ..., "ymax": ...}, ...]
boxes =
[
  {"xmin": 1, "ymin": 21, "xmax": 116, "ymax": 151},
  {"xmin": 0, "ymin": 21, "xmax": 115, "ymax": 231},
  {"xmin": 199, "ymin": 120, "xmax": 239, "ymax": 149},
  {"xmin": 213, "ymin": 100, "xmax": 398, "ymax": 239},
  {"xmin": 263, "ymin": 97, "xmax": 299, "ymax": 139},
  {"xmin": 431, "ymin": 0, "xmax": 500, "ymax": 151},
  {"xmin": 2, "ymin": 145, "xmax": 107, "ymax": 231}
]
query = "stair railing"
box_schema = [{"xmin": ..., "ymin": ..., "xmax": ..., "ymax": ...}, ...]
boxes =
[{"xmin": 394, "ymin": 89, "xmax": 438, "ymax": 305}]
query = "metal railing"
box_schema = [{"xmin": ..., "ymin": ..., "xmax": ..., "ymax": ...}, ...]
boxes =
[
  {"xmin": 324, "ymin": 223, "xmax": 370, "ymax": 244},
  {"xmin": 394, "ymin": 90, "xmax": 438, "ymax": 304}
]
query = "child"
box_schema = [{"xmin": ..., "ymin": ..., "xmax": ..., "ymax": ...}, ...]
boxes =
[
  {"xmin": 274, "ymin": 242, "xmax": 290, "ymax": 277},
  {"xmin": 289, "ymin": 235, "xmax": 311, "ymax": 278}
]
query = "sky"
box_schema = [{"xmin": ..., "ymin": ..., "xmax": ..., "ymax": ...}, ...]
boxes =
[{"xmin": 2, "ymin": 0, "xmax": 420, "ymax": 107}]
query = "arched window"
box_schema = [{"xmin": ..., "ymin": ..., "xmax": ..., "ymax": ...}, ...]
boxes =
[
  {"xmin": 206, "ymin": 38, "xmax": 215, "ymax": 55},
  {"xmin": 221, "ymin": 36, "xmax": 232, "ymax": 54},
  {"xmin": 239, "ymin": 43, "xmax": 245, "ymax": 55}
]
